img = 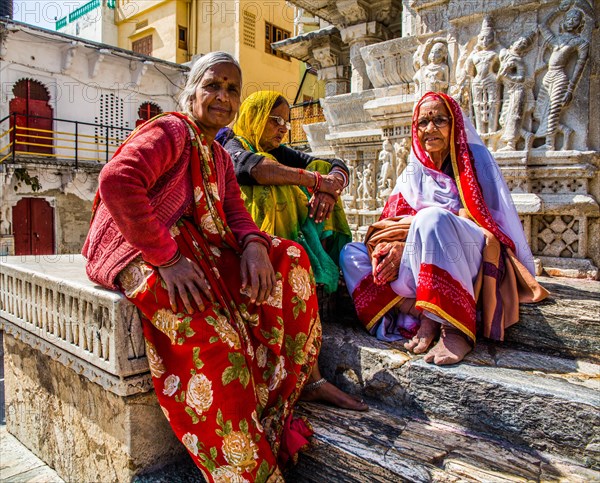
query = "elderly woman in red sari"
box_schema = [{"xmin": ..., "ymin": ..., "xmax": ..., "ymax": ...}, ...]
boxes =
[
  {"xmin": 340, "ymin": 92, "xmax": 548, "ymax": 365},
  {"xmin": 83, "ymin": 52, "xmax": 363, "ymax": 483}
]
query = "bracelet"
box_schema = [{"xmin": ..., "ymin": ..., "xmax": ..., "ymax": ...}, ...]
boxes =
[
  {"xmin": 243, "ymin": 234, "xmax": 270, "ymax": 251},
  {"xmin": 158, "ymin": 249, "xmax": 181, "ymax": 268},
  {"xmin": 312, "ymin": 171, "xmax": 323, "ymax": 192},
  {"xmin": 331, "ymin": 168, "xmax": 348, "ymax": 188}
]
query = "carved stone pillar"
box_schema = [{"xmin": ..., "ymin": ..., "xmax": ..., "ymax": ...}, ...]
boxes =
[
  {"xmin": 339, "ymin": 21, "xmax": 389, "ymax": 92},
  {"xmin": 313, "ymin": 43, "xmax": 351, "ymax": 96}
]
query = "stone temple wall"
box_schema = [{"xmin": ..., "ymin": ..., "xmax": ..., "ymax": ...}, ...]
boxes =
[{"xmin": 290, "ymin": 0, "xmax": 599, "ymax": 279}]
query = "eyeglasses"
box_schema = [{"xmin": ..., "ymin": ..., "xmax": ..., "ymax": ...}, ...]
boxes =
[
  {"xmin": 269, "ymin": 115, "xmax": 291, "ymax": 130},
  {"xmin": 417, "ymin": 116, "xmax": 450, "ymax": 130}
]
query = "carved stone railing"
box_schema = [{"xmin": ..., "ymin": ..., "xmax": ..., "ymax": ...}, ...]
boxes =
[
  {"xmin": 0, "ymin": 255, "xmax": 183, "ymax": 481},
  {"xmin": 0, "ymin": 254, "xmax": 151, "ymax": 395}
]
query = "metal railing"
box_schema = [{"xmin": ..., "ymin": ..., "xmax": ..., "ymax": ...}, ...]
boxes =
[
  {"xmin": 0, "ymin": 113, "xmax": 132, "ymax": 168},
  {"xmin": 287, "ymin": 100, "xmax": 325, "ymax": 148}
]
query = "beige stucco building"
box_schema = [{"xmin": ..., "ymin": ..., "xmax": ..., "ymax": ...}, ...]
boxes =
[{"xmin": 114, "ymin": 0, "xmax": 302, "ymax": 100}]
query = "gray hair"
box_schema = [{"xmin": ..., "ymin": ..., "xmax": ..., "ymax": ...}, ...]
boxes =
[{"xmin": 179, "ymin": 51, "xmax": 242, "ymax": 119}]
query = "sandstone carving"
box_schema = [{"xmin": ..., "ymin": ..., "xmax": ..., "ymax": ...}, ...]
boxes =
[
  {"xmin": 533, "ymin": 5, "xmax": 591, "ymax": 150},
  {"xmin": 394, "ymin": 138, "xmax": 410, "ymax": 179},
  {"xmin": 357, "ymin": 162, "xmax": 375, "ymax": 209},
  {"xmin": 413, "ymin": 38, "xmax": 449, "ymax": 97},
  {"xmin": 377, "ymin": 139, "xmax": 396, "ymax": 199},
  {"xmin": 464, "ymin": 17, "xmax": 502, "ymax": 137},
  {"xmin": 498, "ymin": 33, "xmax": 536, "ymax": 151}
]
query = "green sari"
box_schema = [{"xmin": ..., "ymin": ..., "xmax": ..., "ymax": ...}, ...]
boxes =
[{"xmin": 234, "ymin": 91, "xmax": 351, "ymax": 293}]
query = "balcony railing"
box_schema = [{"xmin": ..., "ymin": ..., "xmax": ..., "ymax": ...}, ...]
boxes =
[
  {"xmin": 0, "ymin": 113, "xmax": 132, "ymax": 168},
  {"xmin": 69, "ymin": 0, "xmax": 101, "ymax": 22},
  {"xmin": 287, "ymin": 100, "xmax": 325, "ymax": 148}
]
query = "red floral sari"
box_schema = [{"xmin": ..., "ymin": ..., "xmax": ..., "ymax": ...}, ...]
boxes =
[{"xmin": 116, "ymin": 114, "xmax": 320, "ymax": 482}]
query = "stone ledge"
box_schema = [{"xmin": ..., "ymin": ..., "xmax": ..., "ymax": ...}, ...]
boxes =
[
  {"xmin": 288, "ymin": 403, "xmax": 600, "ymax": 482},
  {"xmin": 0, "ymin": 321, "xmax": 153, "ymax": 397},
  {"xmin": 499, "ymin": 193, "xmax": 598, "ymax": 215},
  {"xmin": 318, "ymin": 279, "xmax": 600, "ymax": 464},
  {"xmin": 538, "ymin": 256, "xmax": 600, "ymax": 280},
  {"xmin": 0, "ymin": 255, "xmax": 148, "ymax": 394}
]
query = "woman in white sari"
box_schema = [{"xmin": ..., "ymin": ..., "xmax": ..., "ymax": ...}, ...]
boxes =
[{"xmin": 340, "ymin": 92, "xmax": 548, "ymax": 365}]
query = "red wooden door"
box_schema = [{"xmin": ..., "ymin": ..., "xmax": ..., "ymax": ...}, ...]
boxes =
[
  {"xmin": 9, "ymin": 79, "xmax": 53, "ymax": 154},
  {"xmin": 12, "ymin": 198, "xmax": 55, "ymax": 255}
]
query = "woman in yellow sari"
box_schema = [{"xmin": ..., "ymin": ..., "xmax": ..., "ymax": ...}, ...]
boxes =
[{"xmin": 223, "ymin": 91, "xmax": 351, "ymax": 294}]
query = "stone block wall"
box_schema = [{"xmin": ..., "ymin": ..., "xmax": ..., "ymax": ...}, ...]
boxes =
[{"xmin": 0, "ymin": 255, "xmax": 186, "ymax": 481}]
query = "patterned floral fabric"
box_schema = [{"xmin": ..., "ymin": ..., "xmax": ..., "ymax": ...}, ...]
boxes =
[{"xmin": 117, "ymin": 114, "xmax": 321, "ymax": 482}]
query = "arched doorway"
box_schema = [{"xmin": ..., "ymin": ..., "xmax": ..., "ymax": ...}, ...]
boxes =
[
  {"xmin": 136, "ymin": 102, "xmax": 163, "ymax": 127},
  {"xmin": 9, "ymin": 79, "xmax": 53, "ymax": 155},
  {"xmin": 12, "ymin": 198, "xmax": 55, "ymax": 255}
]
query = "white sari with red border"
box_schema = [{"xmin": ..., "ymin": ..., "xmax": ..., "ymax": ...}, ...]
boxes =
[{"xmin": 341, "ymin": 92, "xmax": 547, "ymax": 343}]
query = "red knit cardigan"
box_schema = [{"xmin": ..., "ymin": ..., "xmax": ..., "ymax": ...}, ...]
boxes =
[{"xmin": 82, "ymin": 114, "xmax": 265, "ymax": 289}]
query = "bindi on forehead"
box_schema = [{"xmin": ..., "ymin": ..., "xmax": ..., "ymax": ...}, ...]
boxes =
[{"xmin": 419, "ymin": 101, "xmax": 448, "ymax": 117}]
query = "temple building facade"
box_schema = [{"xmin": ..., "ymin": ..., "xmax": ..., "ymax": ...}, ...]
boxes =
[{"xmin": 275, "ymin": 0, "xmax": 600, "ymax": 279}]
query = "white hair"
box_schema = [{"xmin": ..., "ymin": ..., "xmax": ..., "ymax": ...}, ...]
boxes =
[{"xmin": 179, "ymin": 51, "xmax": 242, "ymax": 119}]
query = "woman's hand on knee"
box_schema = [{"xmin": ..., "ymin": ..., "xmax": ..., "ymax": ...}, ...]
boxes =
[
  {"xmin": 158, "ymin": 257, "xmax": 213, "ymax": 314},
  {"xmin": 240, "ymin": 242, "xmax": 277, "ymax": 305},
  {"xmin": 371, "ymin": 242, "xmax": 403, "ymax": 285},
  {"xmin": 309, "ymin": 192, "xmax": 336, "ymax": 223}
]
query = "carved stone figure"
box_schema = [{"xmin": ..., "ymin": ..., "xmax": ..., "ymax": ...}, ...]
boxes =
[
  {"xmin": 465, "ymin": 17, "xmax": 501, "ymax": 136},
  {"xmin": 394, "ymin": 138, "xmax": 410, "ymax": 178},
  {"xmin": 558, "ymin": 0, "xmax": 596, "ymax": 27},
  {"xmin": 357, "ymin": 162, "xmax": 375, "ymax": 208},
  {"xmin": 413, "ymin": 40, "xmax": 449, "ymax": 97},
  {"xmin": 377, "ymin": 139, "xmax": 396, "ymax": 193},
  {"xmin": 533, "ymin": 7, "xmax": 590, "ymax": 150},
  {"xmin": 346, "ymin": 163, "xmax": 358, "ymax": 209},
  {"xmin": 498, "ymin": 33, "xmax": 536, "ymax": 151}
]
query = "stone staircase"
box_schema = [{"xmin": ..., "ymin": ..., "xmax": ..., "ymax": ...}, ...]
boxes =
[
  {"xmin": 284, "ymin": 275, "xmax": 600, "ymax": 481},
  {"xmin": 137, "ymin": 276, "xmax": 599, "ymax": 482}
]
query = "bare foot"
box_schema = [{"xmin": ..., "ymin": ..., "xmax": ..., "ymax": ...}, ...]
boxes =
[
  {"xmin": 423, "ymin": 325, "xmax": 472, "ymax": 365},
  {"xmin": 404, "ymin": 317, "xmax": 440, "ymax": 354},
  {"xmin": 301, "ymin": 381, "xmax": 368, "ymax": 411}
]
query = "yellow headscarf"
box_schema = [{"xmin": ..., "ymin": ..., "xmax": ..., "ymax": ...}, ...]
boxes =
[{"xmin": 233, "ymin": 90, "xmax": 283, "ymax": 159}]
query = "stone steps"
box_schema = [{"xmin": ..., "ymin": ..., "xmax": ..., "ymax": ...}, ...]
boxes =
[
  {"xmin": 318, "ymin": 321, "xmax": 600, "ymax": 464},
  {"xmin": 140, "ymin": 275, "xmax": 599, "ymax": 481},
  {"xmin": 328, "ymin": 276, "xmax": 600, "ymax": 362},
  {"xmin": 503, "ymin": 276, "xmax": 600, "ymax": 361},
  {"xmin": 314, "ymin": 275, "xmax": 600, "ymax": 469},
  {"xmin": 286, "ymin": 403, "xmax": 600, "ymax": 482}
]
